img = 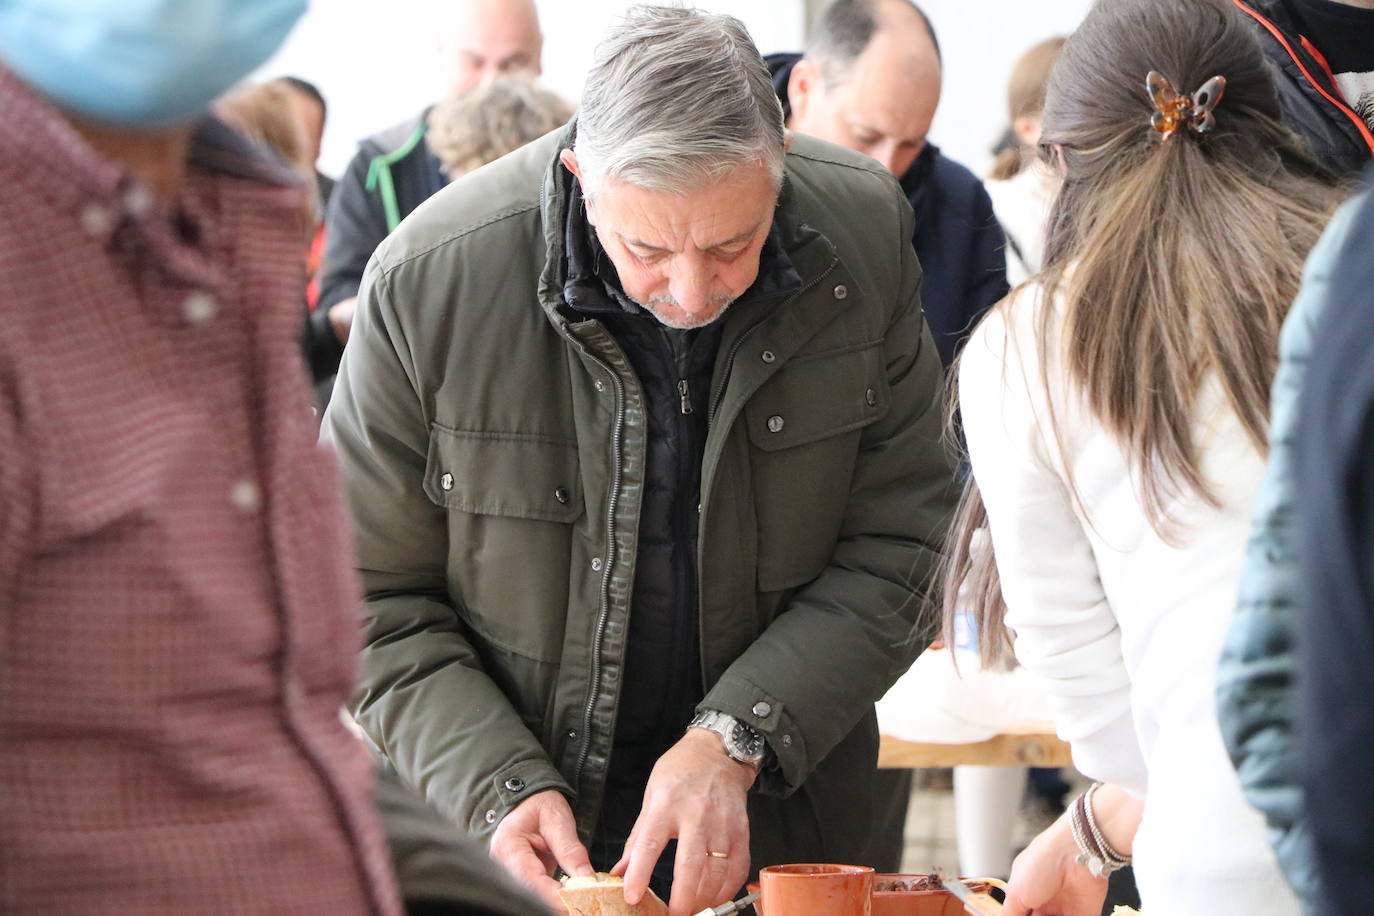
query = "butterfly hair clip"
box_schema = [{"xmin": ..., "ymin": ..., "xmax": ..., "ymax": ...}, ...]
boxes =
[{"xmin": 1147, "ymin": 71, "xmax": 1227, "ymax": 140}]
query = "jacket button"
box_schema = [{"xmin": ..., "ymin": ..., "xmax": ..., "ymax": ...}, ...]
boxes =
[
  {"xmin": 591, "ymin": 557, "xmax": 603, "ymax": 571},
  {"xmin": 485, "ymin": 809, "xmax": 498, "ymax": 824},
  {"xmin": 440, "ymin": 473, "xmax": 454, "ymax": 491},
  {"xmin": 833, "ymin": 284, "xmax": 848, "ymax": 300},
  {"xmin": 781, "ymin": 734, "xmax": 793, "ymax": 747},
  {"xmin": 594, "ymin": 379, "xmax": 606, "ymax": 392},
  {"xmin": 752, "ymin": 701, "xmax": 772, "ymax": 718},
  {"xmin": 865, "ymin": 387, "xmax": 877, "ymax": 407},
  {"xmin": 555, "ymin": 486, "xmax": 570, "ymax": 504},
  {"xmin": 567, "ymin": 729, "xmax": 578, "ymax": 741},
  {"xmin": 504, "ymin": 777, "xmax": 526, "ymax": 792},
  {"xmin": 761, "ymin": 349, "xmax": 776, "ymax": 363},
  {"xmin": 766, "ymin": 415, "xmax": 784, "ymax": 433}
]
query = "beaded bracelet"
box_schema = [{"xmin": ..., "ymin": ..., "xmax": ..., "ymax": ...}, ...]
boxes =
[{"xmin": 1069, "ymin": 782, "xmax": 1131, "ymax": 877}]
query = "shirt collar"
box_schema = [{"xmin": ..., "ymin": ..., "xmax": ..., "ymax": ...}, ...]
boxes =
[{"xmin": 0, "ymin": 66, "xmax": 301, "ymax": 245}]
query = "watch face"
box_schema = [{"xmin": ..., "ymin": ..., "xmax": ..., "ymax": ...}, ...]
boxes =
[{"xmin": 729, "ymin": 721, "xmax": 765, "ymax": 758}]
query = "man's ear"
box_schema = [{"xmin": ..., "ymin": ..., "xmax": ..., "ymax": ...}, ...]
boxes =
[
  {"xmin": 559, "ymin": 149, "xmax": 598, "ymax": 223},
  {"xmin": 558, "ymin": 148, "xmax": 582, "ymax": 181},
  {"xmin": 787, "ymin": 57, "xmax": 820, "ymax": 125}
]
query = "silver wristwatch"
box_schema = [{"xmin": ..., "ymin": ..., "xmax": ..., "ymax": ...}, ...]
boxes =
[{"xmin": 689, "ymin": 708, "xmax": 767, "ymax": 769}]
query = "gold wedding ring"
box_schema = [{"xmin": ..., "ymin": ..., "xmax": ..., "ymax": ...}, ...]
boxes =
[{"xmin": 706, "ymin": 850, "xmax": 729, "ymax": 859}]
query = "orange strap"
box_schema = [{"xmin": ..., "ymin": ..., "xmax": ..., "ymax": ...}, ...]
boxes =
[{"xmin": 1230, "ymin": 0, "xmax": 1374, "ymax": 157}]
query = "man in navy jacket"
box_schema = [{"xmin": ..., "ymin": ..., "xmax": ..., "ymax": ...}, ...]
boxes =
[{"xmin": 769, "ymin": 0, "xmax": 1008, "ymax": 368}]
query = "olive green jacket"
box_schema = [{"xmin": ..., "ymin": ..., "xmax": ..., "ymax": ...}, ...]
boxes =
[{"xmin": 322, "ymin": 124, "xmax": 958, "ymax": 867}]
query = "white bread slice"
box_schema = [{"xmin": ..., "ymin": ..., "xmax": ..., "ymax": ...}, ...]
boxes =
[{"xmin": 558, "ymin": 873, "xmax": 669, "ymax": 916}]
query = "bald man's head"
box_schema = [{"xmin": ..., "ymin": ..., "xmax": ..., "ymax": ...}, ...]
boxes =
[
  {"xmin": 788, "ymin": 0, "xmax": 942, "ymax": 178},
  {"xmin": 439, "ymin": 0, "xmax": 543, "ymax": 96}
]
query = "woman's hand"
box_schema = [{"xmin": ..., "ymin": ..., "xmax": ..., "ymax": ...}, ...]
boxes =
[{"xmin": 1000, "ymin": 811, "xmax": 1107, "ymax": 916}]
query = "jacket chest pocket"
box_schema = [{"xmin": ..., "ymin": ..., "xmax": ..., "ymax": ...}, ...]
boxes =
[
  {"xmin": 423, "ymin": 425, "xmax": 583, "ymax": 665},
  {"xmin": 744, "ymin": 338, "xmax": 890, "ymax": 593}
]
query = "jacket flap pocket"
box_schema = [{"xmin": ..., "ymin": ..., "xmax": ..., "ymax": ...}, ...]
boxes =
[
  {"xmin": 745, "ymin": 338, "xmax": 890, "ymax": 452},
  {"xmin": 423, "ymin": 425, "xmax": 583, "ymax": 523}
]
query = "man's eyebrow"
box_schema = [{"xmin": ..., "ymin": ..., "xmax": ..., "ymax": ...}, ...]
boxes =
[
  {"xmin": 621, "ymin": 235, "xmax": 671, "ymax": 254},
  {"xmin": 621, "ymin": 223, "xmax": 763, "ymax": 254}
]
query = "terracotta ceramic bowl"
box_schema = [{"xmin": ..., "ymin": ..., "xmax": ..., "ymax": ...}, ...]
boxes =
[{"xmin": 869, "ymin": 875, "xmax": 1001, "ymax": 916}]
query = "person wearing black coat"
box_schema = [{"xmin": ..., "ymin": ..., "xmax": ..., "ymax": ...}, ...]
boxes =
[
  {"xmin": 1231, "ymin": 0, "xmax": 1374, "ymax": 175},
  {"xmin": 1294, "ymin": 172, "xmax": 1374, "ymax": 916},
  {"xmin": 766, "ymin": 3, "xmax": 1007, "ymax": 369}
]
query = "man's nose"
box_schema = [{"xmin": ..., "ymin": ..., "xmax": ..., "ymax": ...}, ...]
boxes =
[
  {"xmin": 668, "ymin": 265, "xmax": 715, "ymax": 316},
  {"xmin": 870, "ymin": 140, "xmax": 903, "ymax": 176}
]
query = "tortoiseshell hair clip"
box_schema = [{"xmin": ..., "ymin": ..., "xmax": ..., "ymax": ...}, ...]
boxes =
[{"xmin": 1147, "ymin": 71, "xmax": 1227, "ymax": 140}]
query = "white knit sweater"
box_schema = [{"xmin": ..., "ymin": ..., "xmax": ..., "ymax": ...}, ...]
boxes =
[{"xmin": 958, "ymin": 286, "xmax": 1299, "ymax": 915}]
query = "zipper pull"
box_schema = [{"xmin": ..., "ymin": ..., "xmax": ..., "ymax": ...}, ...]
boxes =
[{"xmin": 678, "ymin": 379, "xmax": 694, "ymax": 415}]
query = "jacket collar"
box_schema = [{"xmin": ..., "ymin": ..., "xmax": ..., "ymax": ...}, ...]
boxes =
[{"xmin": 540, "ymin": 119, "xmax": 809, "ymax": 327}]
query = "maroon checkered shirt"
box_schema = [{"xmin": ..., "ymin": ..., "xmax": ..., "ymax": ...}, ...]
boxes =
[{"xmin": 0, "ymin": 70, "xmax": 401, "ymax": 914}]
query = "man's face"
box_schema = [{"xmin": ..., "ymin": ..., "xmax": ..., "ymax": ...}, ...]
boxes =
[
  {"xmin": 444, "ymin": 0, "xmax": 543, "ymax": 96},
  {"xmin": 789, "ymin": 28, "xmax": 941, "ymax": 179},
  {"xmin": 563, "ymin": 154, "xmax": 777, "ymax": 330}
]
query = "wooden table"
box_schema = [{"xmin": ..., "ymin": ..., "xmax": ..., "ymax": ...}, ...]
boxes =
[{"xmin": 877, "ymin": 725, "xmax": 1072, "ymax": 768}]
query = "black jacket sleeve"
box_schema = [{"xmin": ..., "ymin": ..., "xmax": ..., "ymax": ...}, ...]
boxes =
[
  {"xmin": 964, "ymin": 181, "xmax": 1011, "ymax": 337},
  {"xmin": 1294, "ymin": 179, "xmax": 1374, "ymax": 916},
  {"xmin": 319, "ymin": 146, "xmax": 390, "ymax": 311},
  {"xmin": 300, "ymin": 303, "xmax": 344, "ymax": 385}
]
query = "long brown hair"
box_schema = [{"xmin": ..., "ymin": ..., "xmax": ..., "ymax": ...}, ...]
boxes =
[{"xmin": 945, "ymin": 0, "xmax": 1346, "ymax": 667}]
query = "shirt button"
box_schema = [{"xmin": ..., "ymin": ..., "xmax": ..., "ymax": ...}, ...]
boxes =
[
  {"xmin": 752, "ymin": 701, "xmax": 772, "ymax": 718},
  {"xmin": 591, "ymin": 557, "xmax": 603, "ymax": 572},
  {"xmin": 182, "ymin": 291, "xmax": 218, "ymax": 326},
  {"xmin": 123, "ymin": 184, "xmax": 154, "ymax": 218},
  {"xmin": 229, "ymin": 479, "xmax": 262, "ymax": 514},
  {"xmin": 865, "ymin": 387, "xmax": 878, "ymax": 407},
  {"xmin": 761, "ymin": 349, "xmax": 776, "ymax": 364},
  {"xmin": 80, "ymin": 204, "xmax": 114, "ymax": 237},
  {"xmin": 554, "ymin": 486, "xmax": 570, "ymax": 504},
  {"xmin": 440, "ymin": 472, "xmax": 454, "ymax": 491},
  {"xmin": 766, "ymin": 415, "xmax": 785, "ymax": 433},
  {"xmin": 485, "ymin": 809, "xmax": 498, "ymax": 824},
  {"xmin": 504, "ymin": 776, "xmax": 526, "ymax": 792},
  {"xmin": 833, "ymin": 284, "xmax": 848, "ymax": 300}
]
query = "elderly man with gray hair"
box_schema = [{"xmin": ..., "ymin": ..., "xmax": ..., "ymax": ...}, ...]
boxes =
[{"xmin": 323, "ymin": 5, "xmax": 956, "ymax": 913}]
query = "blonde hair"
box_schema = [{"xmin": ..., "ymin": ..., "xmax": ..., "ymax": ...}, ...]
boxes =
[
  {"xmin": 988, "ymin": 37, "xmax": 1065, "ymax": 181},
  {"xmin": 427, "ymin": 76, "xmax": 572, "ymax": 179},
  {"xmin": 945, "ymin": 0, "xmax": 1346, "ymax": 668}
]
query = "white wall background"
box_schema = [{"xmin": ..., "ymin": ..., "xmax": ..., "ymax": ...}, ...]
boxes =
[{"xmin": 257, "ymin": 0, "xmax": 1094, "ymax": 181}]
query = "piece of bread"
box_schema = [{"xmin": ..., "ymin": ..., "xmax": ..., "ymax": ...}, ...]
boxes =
[{"xmin": 558, "ymin": 873, "xmax": 669, "ymax": 916}]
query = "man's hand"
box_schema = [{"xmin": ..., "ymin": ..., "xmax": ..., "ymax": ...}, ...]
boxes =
[
  {"xmin": 489, "ymin": 789, "xmax": 594, "ymax": 912},
  {"xmin": 1000, "ymin": 811, "xmax": 1107, "ymax": 916},
  {"xmin": 612, "ymin": 728, "xmax": 754, "ymax": 916}
]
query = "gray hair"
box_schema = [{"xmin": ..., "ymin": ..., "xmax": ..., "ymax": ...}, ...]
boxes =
[
  {"xmin": 573, "ymin": 5, "xmax": 786, "ymax": 196},
  {"xmin": 427, "ymin": 75, "xmax": 573, "ymax": 178}
]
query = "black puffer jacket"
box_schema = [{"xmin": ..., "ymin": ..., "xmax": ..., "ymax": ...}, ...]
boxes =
[
  {"xmin": 561, "ymin": 177, "xmax": 802, "ymax": 853},
  {"xmin": 1233, "ymin": 0, "xmax": 1374, "ymax": 175}
]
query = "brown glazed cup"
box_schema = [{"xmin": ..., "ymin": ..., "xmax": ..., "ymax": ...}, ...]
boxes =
[{"xmin": 758, "ymin": 864, "xmax": 875, "ymax": 916}]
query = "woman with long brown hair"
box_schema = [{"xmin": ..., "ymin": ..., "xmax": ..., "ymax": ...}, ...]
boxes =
[{"xmin": 947, "ymin": 0, "xmax": 1347, "ymax": 911}]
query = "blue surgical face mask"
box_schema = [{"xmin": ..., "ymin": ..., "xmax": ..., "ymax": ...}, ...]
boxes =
[{"xmin": 0, "ymin": 0, "xmax": 308, "ymax": 128}]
